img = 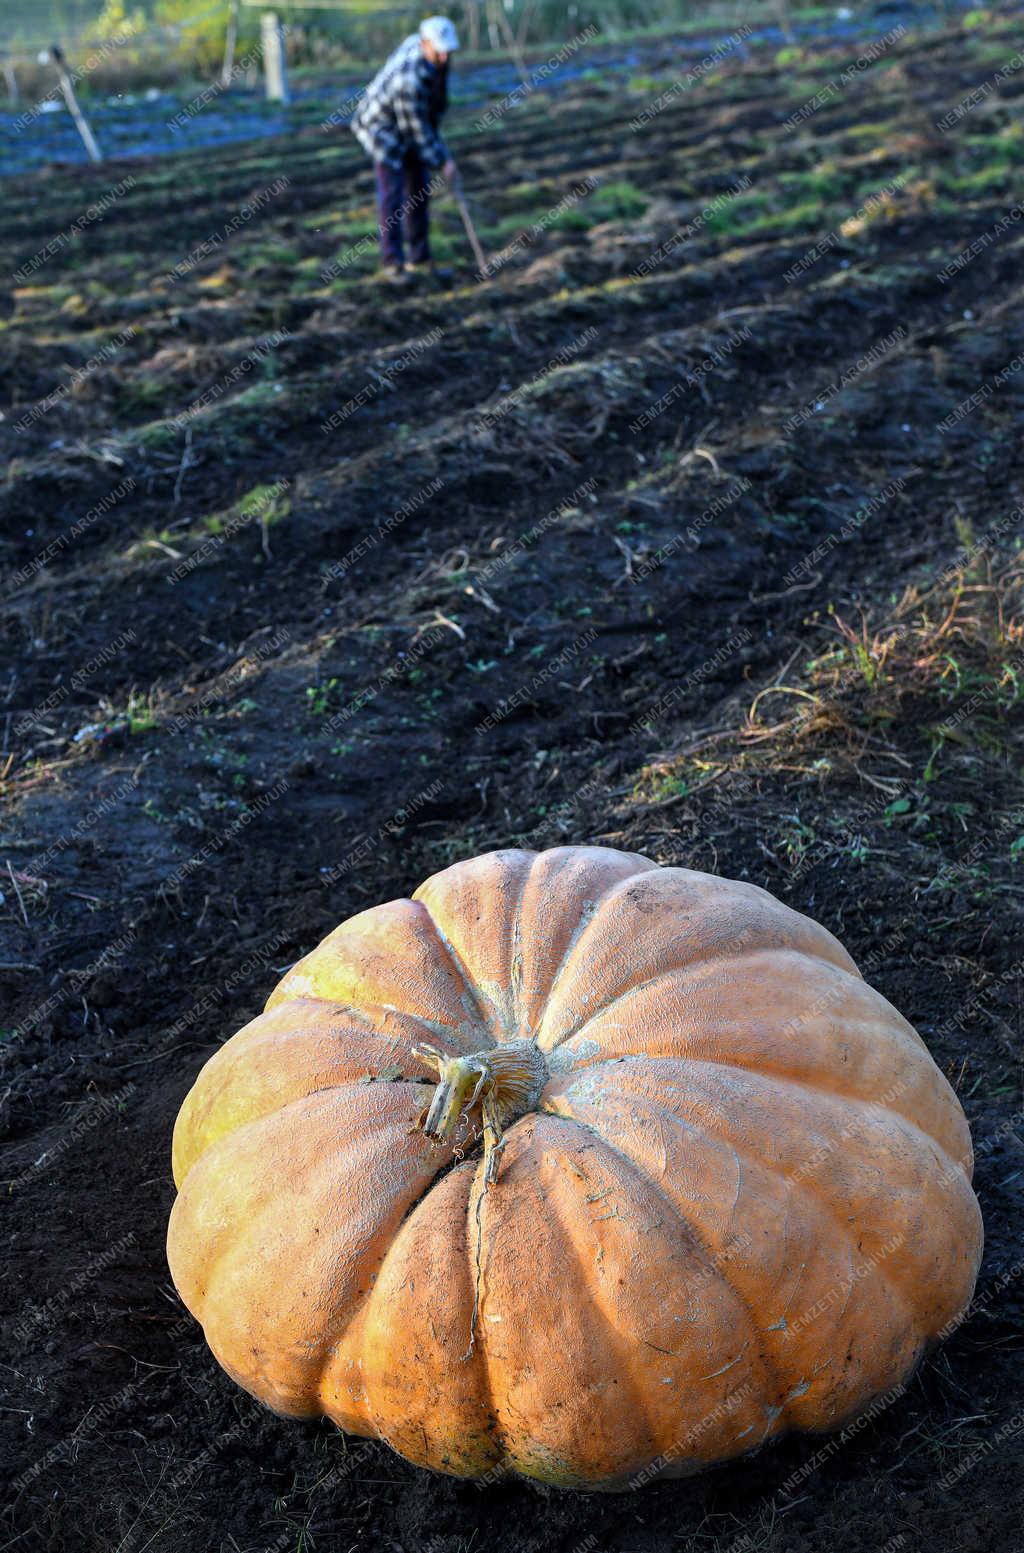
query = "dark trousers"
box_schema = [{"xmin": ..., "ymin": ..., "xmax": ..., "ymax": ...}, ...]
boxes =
[{"xmin": 375, "ymin": 150, "xmax": 430, "ymax": 267}]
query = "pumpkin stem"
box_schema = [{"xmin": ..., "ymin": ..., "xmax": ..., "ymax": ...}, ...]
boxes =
[
  {"xmin": 412, "ymin": 1039, "xmax": 547, "ymax": 1185},
  {"xmin": 412, "ymin": 1040, "xmax": 547, "ymax": 1359}
]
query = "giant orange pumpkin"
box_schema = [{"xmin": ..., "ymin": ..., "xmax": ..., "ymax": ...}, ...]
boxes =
[{"xmin": 167, "ymin": 846, "xmax": 982, "ymax": 1488}]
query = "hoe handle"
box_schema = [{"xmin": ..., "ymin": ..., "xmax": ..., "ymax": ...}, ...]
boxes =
[{"xmin": 452, "ymin": 179, "xmax": 488, "ymax": 273}]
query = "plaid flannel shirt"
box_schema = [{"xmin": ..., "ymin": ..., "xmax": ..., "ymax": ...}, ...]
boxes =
[{"xmin": 351, "ymin": 34, "xmax": 449, "ymax": 172}]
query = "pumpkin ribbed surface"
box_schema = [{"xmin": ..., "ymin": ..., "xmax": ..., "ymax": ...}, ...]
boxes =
[{"xmin": 167, "ymin": 846, "xmax": 982, "ymax": 1488}]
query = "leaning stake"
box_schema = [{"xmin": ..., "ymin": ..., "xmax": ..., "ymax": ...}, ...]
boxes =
[{"xmin": 49, "ymin": 43, "xmax": 102, "ymax": 164}]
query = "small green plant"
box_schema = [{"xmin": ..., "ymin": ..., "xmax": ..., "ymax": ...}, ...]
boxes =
[
  {"xmin": 938, "ymin": 655, "xmax": 963, "ymax": 698},
  {"xmin": 589, "ymin": 181, "xmax": 650, "ymax": 222},
  {"xmin": 306, "ymin": 679, "xmax": 338, "ymax": 716},
  {"xmin": 832, "ymin": 610, "xmax": 885, "ymax": 691},
  {"xmin": 641, "ymin": 770, "xmax": 690, "ymax": 803},
  {"xmin": 237, "ymin": 483, "xmax": 292, "ymax": 527},
  {"xmin": 923, "ymin": 732, "xmax": 946, "ymax": 784},
  {"xmin": 777, "ymin": 816, "xmax": 817, "ymax": 870},
  {"xmin": 704, "ymin": 192, "xmax": 772, "ymax": 237}
]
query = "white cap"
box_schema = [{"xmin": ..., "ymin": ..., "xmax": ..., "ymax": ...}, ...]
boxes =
[{"xmin": 420, "ymin": 15, "xmax": 460, "ymax": 51}]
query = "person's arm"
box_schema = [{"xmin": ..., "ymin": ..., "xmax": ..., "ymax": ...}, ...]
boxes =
[{"xmin": 394, "ymin": 58, "xmax": 448, "ymax": 169}]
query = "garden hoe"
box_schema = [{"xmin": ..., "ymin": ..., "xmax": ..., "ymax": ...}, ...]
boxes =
[{"xmin": 451, "ymin": 173, "xmax": 488, "ymax": 274}]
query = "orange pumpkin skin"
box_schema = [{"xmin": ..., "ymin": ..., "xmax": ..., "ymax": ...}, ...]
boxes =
[{"xmin": 167, "ymin": 847, "xmax": 982, "ymax": 1489}]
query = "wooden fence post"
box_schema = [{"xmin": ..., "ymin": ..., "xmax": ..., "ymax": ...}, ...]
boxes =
[
  {"xmin": 485, "ymin": 0, "xmax": 500, "ymax": 52},
  {"xmin": 260, "ymin": 11, "xmax": 290, "ymax": 103},
  {"xmin": 516, "ymin": 0, "xmax": 537, "ymax": 49},
  {"xmin": 486, "ymin": 0, "xmax": 528, "ymax": 85},
  {"xmin": 465, "ymin": 0, "xmax": 480, "ymax": 54},
  {"xmin": 49, "ymin": 44, "xmax": 102, "ymax": 163},
  {"xmin": 221, "ymin": 0, "xmax": 240, "ymax": 86}
]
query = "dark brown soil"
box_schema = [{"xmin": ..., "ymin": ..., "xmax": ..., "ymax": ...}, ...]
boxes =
[{"xmin": 2, "ymin": 17, "xmax": 1024, "ymax": 1553}]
